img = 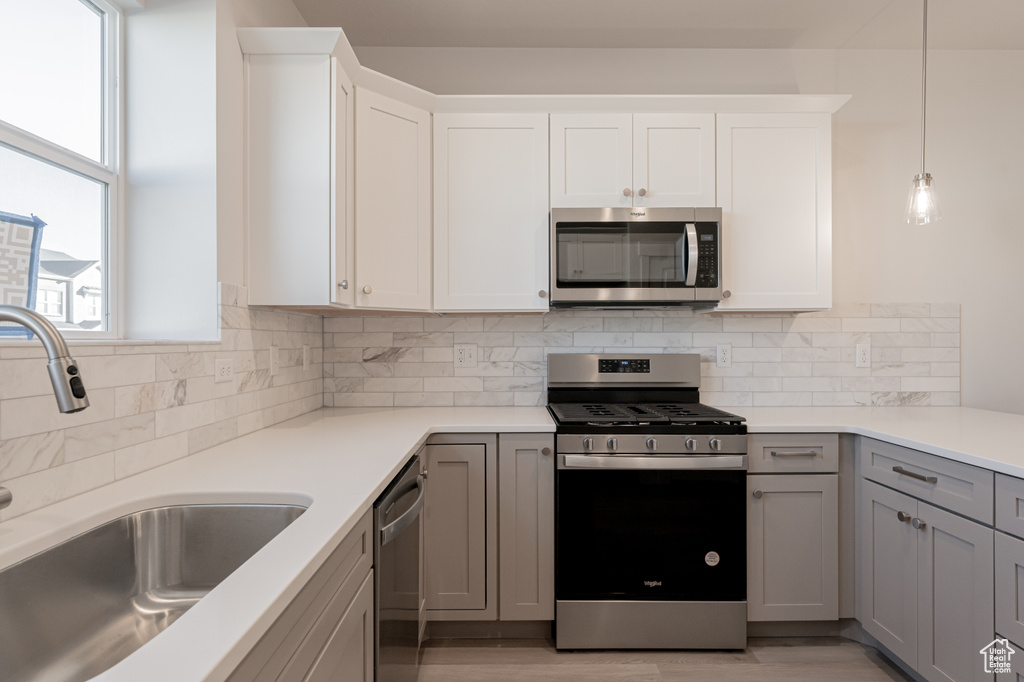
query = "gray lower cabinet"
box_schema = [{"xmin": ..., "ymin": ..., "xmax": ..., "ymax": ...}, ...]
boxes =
[
  {"xmin": 859, "ymin": 478, "xmax": 994, "ymax": 682},
  {"xmin": 423, "ymin": 435, "xmax": 497, "ymax": 619},
  {"xmin": 747, "ymin": 473, "xmax": 838, "ymax": 621},
  {"xmin": 498, "ymin": 433, "xmax": 555, "ymax": 621},
  {"xmin": 422, "ymin": 432, "xmax": 554, "ymax": 622},
  {"xmin": 228, "ymin": 510, "xmax": 374, "ymax": 682}
]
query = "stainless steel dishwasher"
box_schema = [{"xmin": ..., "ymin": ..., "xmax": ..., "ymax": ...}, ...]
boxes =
[{"xmin": 374, "ymin": 454, "xmax": 425, "ymax": 682}]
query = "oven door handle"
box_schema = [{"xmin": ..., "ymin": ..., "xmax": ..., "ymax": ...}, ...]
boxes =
[
  {"xmin": 684, "ymin": 223, "xmax": 698, "ymax": 287},
  {"xmin": 559, "ymin": 454, "xmax": 747, "ymax": 471}
]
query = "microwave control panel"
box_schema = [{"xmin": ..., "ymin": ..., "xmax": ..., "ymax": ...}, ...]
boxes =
[{"xmin": 695, "ymin": 223, "xmax": 718, "ymax": 288}]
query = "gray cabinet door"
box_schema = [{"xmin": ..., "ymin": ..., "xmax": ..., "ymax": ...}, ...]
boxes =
[
  {"xmin": 498, "ymin": 433, "xmax": 555, "ymax": 621},
  {"xmin": 301, "ymin": 570, "xmax": 374, "ymax": 682},
  {"xmin": 423, "ymin": 438, "xmax": 496, "ymax": 616},
  {"xmin": 859, "ymin": 479, "xmax": 919, "ymax": 668},
  {"xmin": 917, "ymin": 502, "xmax": 994, "ymax": 682},
  {"xmin": 747, "ymin": 474, "xmax": 838, "ymax": 621},
  {"xmin": 996, "ymin": 532, "xmax": 1024, "ymax": 650}
]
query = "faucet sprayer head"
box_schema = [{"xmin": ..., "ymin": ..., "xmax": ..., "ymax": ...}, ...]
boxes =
[{"xmin": 0, "ymin": 305, "xmax": 89, "ymax": 413}]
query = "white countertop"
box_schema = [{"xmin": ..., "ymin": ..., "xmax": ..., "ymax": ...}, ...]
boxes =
[
  {"xmin": 3, "ymin": 404, "xmax": 1024, "ymax": 681},
  {"xmin": 0, "ymin": 407, "xmax": 554, "ymax": 682},
  {"xmin": 741, "ymin": 406, "xmax": 1024, "ymax": 478}
]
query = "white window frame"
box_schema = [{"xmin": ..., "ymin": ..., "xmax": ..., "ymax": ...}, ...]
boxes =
[{"xmin": 0, "ymin": 0, "xmax": 123, "ymax": 339}]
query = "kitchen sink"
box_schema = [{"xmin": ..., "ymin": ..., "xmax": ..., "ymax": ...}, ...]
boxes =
[{"xmin": 0, "ymin": 503, "xmax": 306, "ymax": 682}]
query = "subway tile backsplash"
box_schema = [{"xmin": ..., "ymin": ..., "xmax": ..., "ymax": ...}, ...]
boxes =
[
  {"xmin": 324, "ymin": 303, "xmax": 960, "ymax": 410},
  {"xmin": 0, "ymin": 283, "xmax": 323, "ymax": 521}
]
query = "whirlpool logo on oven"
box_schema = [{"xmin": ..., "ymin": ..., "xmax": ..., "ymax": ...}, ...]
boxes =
[{"xmin": 643, "ymin": 580, "xmax": 663, "ymax": 587}]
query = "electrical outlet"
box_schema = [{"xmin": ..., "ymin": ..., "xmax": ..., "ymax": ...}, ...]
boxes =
[
  {"xmin": 454, "ymin": 343, "xmax": 477, "ymax": 368},
  {"xmin": 270, "ymin": 345, "xmax": 280, "ymax": 376},
  {"xmin": 716, "ymin": 344, "xmax": 732, "ymax": 368},
  {"xmin": 856, "ymin": 343, "xmax": 871, "ymax": 368},
  {"xmin": 214, "ymin": 359, "xmax": 233, "ymax": 383},
  {"xmin": 303, "ymin": 345, "xmax": 310, "ymax": 371}
]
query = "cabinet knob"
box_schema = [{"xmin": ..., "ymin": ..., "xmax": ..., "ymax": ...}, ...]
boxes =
[
  {"xmin": 752, "ymin": 490, "xmax": 763, "ymax": 499},
  {"xmin": 897, "ymin": 511, "xmax": 912, "ymax": 523},
  {"xmin": 363, "ymin": 285, "xmax": 372, "ymax": 295},
  {"xmin": 722, "ymin": 290, "xmax": 732, "ymax": 299},
  {"xmin": 623, "ymin": 188, "xmax": 632, "ymax": 197},
  {"xmin": 637, "ymin": 188, "xmax": 647, "ymax": 197},
  {"xmin": 912, "ymin": 517, "xmax": 927, "ymax": 530},
  {"xmin": 339, "ymin": 280, "xmax": 348, "ymax": 290},
  {"xmin": 0, "ymin": 486, "xmax": 11, "ymax": 511},
  {"xmin": 541, "ymin": 447, "xmax": 552, "ymax": 456},
  {"xmin": 538, "ymin": 290, "xmax": 547, "ymax": 299}
]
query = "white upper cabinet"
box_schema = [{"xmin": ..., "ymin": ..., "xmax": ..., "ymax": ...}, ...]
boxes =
[
  {"xmin": 355, "ymin": 89, "xmax": 432, "ymax": 311},
  {"xmin": 434, "ymin": 113, "xmax": 549, "ymax": 312},
  {"xmin": 716, "ymin": 113, "xmax": 832, "ymax": 311},
  {"xmin": 550, "ymin": 113, "xmax": 715, "ymax": 208},
  {"xmin": 243, "ymin": 42, "xmax": 354, "ymax": 308}
]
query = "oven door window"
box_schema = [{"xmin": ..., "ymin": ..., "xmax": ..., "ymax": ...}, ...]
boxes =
[
  {"xmin": 556, "ymin": 223, "xmax": 688, "ymax": 288},
  {"xmin": 556, "ymin": 469, "xmax": 746, "ymax": 601}
]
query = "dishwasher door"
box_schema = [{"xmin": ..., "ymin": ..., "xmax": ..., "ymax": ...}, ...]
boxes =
[{"xmin": 374, "ymin": 455, "xmax": 424, "ymax": 682}]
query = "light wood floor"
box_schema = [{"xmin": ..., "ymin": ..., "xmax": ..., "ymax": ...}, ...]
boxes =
[{"xmin": 419, "ymin": 637, "xmax": 914, "ymax": 681}]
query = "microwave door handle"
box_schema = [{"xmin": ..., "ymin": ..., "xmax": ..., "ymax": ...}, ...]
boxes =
[{"xmin": 685, "ymin": 223, "xmax": 698, "ymax": 287}]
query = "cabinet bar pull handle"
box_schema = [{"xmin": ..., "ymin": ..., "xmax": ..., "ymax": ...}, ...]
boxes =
[
  {"xmin": 770, "ymin": 450, "xmax": 818, "ymax": 457},
  {"xmin": 892, "ymin": 465, "xmax": 938, "ymax": 484},
  {"xmin": 752, "ymin": 490, "xmax": 763, "ymax": 499}
]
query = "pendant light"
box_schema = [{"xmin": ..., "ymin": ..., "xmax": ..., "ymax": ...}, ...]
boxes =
[{"xmin": 905, "ymin": 0, "xmax": 941, "ymax": 224}]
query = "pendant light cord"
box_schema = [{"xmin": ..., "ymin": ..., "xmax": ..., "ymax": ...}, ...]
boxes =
[{"xmin": 920, "ymin": 0, "xmax": 928, "ymax": 176}]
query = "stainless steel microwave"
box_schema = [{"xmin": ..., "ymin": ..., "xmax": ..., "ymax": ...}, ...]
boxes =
[{"xmin": 550, "ymin": 206, "xmax": 723, "ymax": 308}]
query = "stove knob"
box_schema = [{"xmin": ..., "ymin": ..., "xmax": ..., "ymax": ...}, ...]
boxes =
[
  {"xmin": 583, "ymin": 437, "xmax": 594, "ymax": 451},
  {"xmin": 646, "ymin": 438, "xmax": 658, "ymax": 450},
  {"xmin": 685, "ymin": 438, "xmax": 697, "ymax": 451},
  {"xmin": 710, "ymin": 438, "xmax": 723, "ymax": 451},
  {"xmin": 607, "ymin": 438, "xmax": 618, "ymax": 451}
]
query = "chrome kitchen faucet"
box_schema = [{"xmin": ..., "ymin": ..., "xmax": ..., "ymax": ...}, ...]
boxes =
[{"xmin": 0, "ymin": 305, "xmax": 89, "ymax": 413}]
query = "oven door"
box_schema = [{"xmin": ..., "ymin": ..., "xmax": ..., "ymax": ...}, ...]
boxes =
[{"xmin": 556, "ymin": 454, "xmax": 746, "ymax": 602}]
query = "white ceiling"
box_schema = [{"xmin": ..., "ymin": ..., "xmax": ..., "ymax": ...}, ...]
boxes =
[{"xmin": 291, "ymin": 0, "xmax": 1024, "ymax": 50}]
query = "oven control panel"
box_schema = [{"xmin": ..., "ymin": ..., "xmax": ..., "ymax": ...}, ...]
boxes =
[{"xmin": 599, "ymin": 358, "xmax": 650, "ymax": 373}]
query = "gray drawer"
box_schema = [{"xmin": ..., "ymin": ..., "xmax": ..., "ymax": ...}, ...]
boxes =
[
  {"xmin": 748, "ymin": 433, "xmax": 838, "ymax": 473},
  {"xmin": 859, "ymin": 437, "xmax": 993, "ymax": 524},
  {"xmin": 997, "ymin": 474, "xmax": 1024, "ymax": 539}
]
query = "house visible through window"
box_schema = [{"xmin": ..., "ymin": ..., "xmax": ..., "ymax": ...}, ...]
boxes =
[{"xmin": 0, "ymin": 0, "xmax": 120, "ymax": 335}]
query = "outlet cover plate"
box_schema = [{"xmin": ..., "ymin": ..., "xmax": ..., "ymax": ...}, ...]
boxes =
[
  {"xmin": 215, "ymin": 359, "xmax": 233, "ymax": 383},
  {"xmin": 716, "ymin": 344, "xmax": 732, "ymax": 368},
  {"xmin": 856, "ymin": 344, "xmax": 871, "ymax": 368},
  {"xmin": 454, "ymin": 343, "xmax": 477, "ymax": 368}
]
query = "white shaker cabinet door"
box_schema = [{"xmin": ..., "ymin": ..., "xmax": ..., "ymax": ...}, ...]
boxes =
[
  {"xmin": 550, "ymin": 113, "xmax": 633, "ymax": 208},
  {"xmin": 716, "ymin": 113, "xmax": 832, "ymax": 310},
  {"xmin": 632, "ymin": 113, "xmax": 715, "ymax": 208},
  {"xmin": 330, "ymin": 61, "xmax": 355, "ymax": 307},
  {"xmin": 434, "ymin": 114, "xmax": 549, "ymax": 311},
  {"xmin": 355, "ymin": 89, "xmax": 432, "ymax": 311}
]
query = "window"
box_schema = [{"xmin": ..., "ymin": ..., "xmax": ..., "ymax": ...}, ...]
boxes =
[{"xmin": 0, "ymin": 0, "xmax": 120, "ymax": 336}]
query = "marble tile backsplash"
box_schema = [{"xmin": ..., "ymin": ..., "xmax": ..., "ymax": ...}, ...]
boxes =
[
  {"xmin": 323, "ymin": 303, "xmax": 960, "ymax": 410},
  {"xmin": 0, "ymin": 283, "xmax": 323, "ymax": 521}
]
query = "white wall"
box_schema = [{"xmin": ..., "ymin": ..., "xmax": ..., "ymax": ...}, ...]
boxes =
[{"xmin": 356, "ymin": 46, "xmax": 1024, "ymax": 415}]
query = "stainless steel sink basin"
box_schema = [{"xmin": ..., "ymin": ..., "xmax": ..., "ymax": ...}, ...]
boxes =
[{"xmin": 0, "ymin": 503, "xmax": 306, "ymax": 682}]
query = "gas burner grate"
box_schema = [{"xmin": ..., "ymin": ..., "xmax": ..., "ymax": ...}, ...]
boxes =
[
  {"xmin": 549, "ymin": 402, "xmax": 745, "ymax": 426},
  {"xmin": 639, "ymin": 403, "xmax": 745, "ymax": 424}
]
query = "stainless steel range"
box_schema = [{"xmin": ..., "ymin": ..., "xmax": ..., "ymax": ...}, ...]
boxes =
[{"xmin": 549, "ymin": 353, "xmax": 748, "ymax": 650}]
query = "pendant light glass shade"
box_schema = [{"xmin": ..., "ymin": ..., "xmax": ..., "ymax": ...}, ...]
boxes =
[
  {"xmin": 906, "ymin": 173, "xmax": 941, "ymax": 225},
  {"xmin": 905, "ymin": 0, "xmax": 941, "ymax": 225}
]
